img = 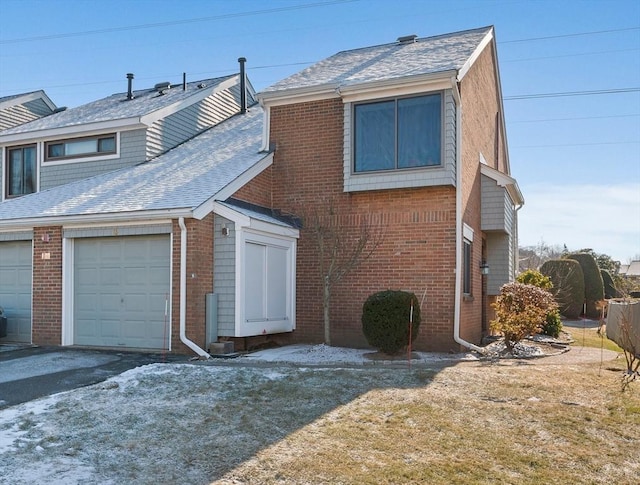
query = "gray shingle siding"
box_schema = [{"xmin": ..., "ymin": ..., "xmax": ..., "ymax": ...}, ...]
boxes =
[
  {"xmin": 214, "ymin": 215, "xmax": 236, "ymax": 336},
  {"xmin": 40, "ymin": 129, "xmax": 147, "ymax": 190},
  {"xmin": 0, "ymin": 98, "xmax": 53, "ymax": 131},
  {"xmin": 486, "ymin": 232, "xmax": 513, "ymax": 295},
  {"xmin": 146, "ymin": 86, "xmax": 242, "ymax": 159},
  {"xmin": 481, "ymin": 174, "xmax": 514, "ymax": 233}
]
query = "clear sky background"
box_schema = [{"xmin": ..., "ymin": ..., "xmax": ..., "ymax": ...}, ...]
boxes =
[{"xmin": 1, "ymin": 0, "xmax": 639, "ymax": 263}]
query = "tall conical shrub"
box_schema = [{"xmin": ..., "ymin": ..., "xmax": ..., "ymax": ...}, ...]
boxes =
[
  {"xmin": 566, "ymin": 253, "xmax": 604, "ymax": 318},
  {"xmin": 540, "ymin": 259, "xmax": 585, "ymax": 319}
]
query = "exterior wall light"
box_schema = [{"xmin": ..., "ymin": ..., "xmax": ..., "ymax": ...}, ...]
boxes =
[{"xmin": 480, "ymin": 262, "xmax": 490, "ymax": 275}]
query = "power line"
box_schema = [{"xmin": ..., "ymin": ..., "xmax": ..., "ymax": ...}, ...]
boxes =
[
  {"xmin": 514, "ymin": 141, "xmax": 640, "ymax": 148},
  {"xmin": 501, "ymin": 26, "xmax": 640, "ymax": 43},
  {"xmin": 0, "ymin": 0, "xmax": 358, "ymax": 44},
  {"xmin": 503, "ymin": 47, "xmax": 640, "ymax": 63},
  {"xmin": 511, "ymin": 114, "xmax": 640, "ymax": 123},
  {"xmin": 505, "ymin": 87, "xmax": 640, "ymax": 100}
]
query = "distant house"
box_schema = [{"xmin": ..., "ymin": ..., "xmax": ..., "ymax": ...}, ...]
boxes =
[
  {"xmin": 620, "ymin": 261, "xmax": 640, "ymax": 282},
  {"xmin": 0, "ymin": 26, "xmax": 522, "ymax": 355}
]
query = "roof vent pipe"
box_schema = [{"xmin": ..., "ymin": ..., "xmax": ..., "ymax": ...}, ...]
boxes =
[
  {"xmin": 126, "ymin": 73, "xmax": 134, "ymax": 100},
  {"xmin": 183, "ymin": 72, "xmax": 186, "ymax": 91},
  {"xmin": 238, "ymin": 57, "xmax": 247, "ymax": 114}
]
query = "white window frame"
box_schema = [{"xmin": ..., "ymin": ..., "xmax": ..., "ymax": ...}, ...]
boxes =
[{"xmin": 43, "ymin": 132, "xmax": 120, "ymax": 166}]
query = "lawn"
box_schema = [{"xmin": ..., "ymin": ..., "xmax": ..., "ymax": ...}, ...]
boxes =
[{"xmin": 0, "ymin": 349, "xmax": 638, "ymax": 484}]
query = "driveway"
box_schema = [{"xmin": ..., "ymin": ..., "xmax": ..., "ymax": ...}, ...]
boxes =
[{"xmin": 0, "ymin": 345, "xmax": 181, "ymax": 409}]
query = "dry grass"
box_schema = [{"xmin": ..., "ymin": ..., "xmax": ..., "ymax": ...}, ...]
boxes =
[
  {"xmin": 217, "ymin": 360, "xmax": 639, "ymax": 485},
  {"xmin": 565, "ymin": 324, "xmax": 624, "ymax": 353}
]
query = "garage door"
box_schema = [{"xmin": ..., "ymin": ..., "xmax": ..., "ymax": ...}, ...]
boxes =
[
  {"xmin": 74, "ymin": 235, "xmax": 170, "ymax": 349},
  {"xmin": 0, "ymin": 241, "xmax": 32, "ymax": 343}
]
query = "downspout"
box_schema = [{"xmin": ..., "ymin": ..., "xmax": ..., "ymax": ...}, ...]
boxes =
[
  {"xmin": 178, "ymin": 217, "xmax": 210, "ymax": 359},
  {"xmin": 452, "ymin": 80, "xmax": 485, "ymax": 354}
]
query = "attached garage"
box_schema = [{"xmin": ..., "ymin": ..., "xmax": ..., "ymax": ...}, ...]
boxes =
[
  {"xmin": 73, "ymin": 234, "xmax": 171, "ymax": 349},
  {"xmin": 0, "ymin": 239, "xmax": 32, "ymax": 343}
]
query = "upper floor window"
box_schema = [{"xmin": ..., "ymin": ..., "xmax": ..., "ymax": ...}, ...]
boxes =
[
  {"xmin": 353, "ymin": 93, "xmax": 442, "ymax": 173},
  {"xmin": 6, "ymin": 145, "xmax": 36, "ymax": 198},
  {"xmin": 45, "ymin": 134, "xmax": 116, "ymax": 161}
]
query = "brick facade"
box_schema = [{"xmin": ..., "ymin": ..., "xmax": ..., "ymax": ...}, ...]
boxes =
[{"xmin": 32, "ymin": 226, "xmax": 63, "ymax": 345}]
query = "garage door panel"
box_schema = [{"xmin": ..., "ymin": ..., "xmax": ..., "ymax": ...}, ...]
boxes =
[
  {"xmin": 74, "ymin": 235, "xmax": 170, "ymax": 349},
  {"xmin": 0, "ymin": 241, "xmax": 32, "ymax": 343}
]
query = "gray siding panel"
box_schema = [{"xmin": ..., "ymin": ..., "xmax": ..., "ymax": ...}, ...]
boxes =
[
  {"xmin": 64, "ymin": 224, "xmax": 172, "ymax": 239},
  {"xmin": 481, "ymin": 174, "xmax": 515, "ymax": 233},
  {"xmin": 0, "ymin": 99, "xmax": 53, "ymax": 131},
  {"xmin": 214, "ymin": 215, "xmax": 236, "ymax": 336},
  {"xmin": 486, "ymin": 232, "xmax": 511, "ymax": 295},
  {"xmin": 0, "ymin": 231, "xmax": 33, "ymax": 242},
  {"xmin": 40, "ymin": 129, "xmax": 147, "ymax": 189},
  {"xmin": 146, "ymin": 87, "xmax": 241, "ymax": 159}
]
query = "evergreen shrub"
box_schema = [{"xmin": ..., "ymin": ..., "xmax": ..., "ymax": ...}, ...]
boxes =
[
  {"xmin": 601, "ymin": 269, "xmax": 617, "ymax": 299},
  {"xmin": 517, "ymin": 269, "xmax": 553, "ymax": 290},
  {"xmin": 540, "ymin": 259, "xmax": 585, "ymax": 319},
  {"xmin": 566, "ymin": 253, "xmax": 604, "ymax": 318},
  {"xmin": 362, "ymin": 290, "xmax": 420, "ymax": 355}
]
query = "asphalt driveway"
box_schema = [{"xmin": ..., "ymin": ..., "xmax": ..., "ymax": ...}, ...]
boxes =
[{"xmin": 0, "ymin": 345, "xmax": 181, "ymax": 409}]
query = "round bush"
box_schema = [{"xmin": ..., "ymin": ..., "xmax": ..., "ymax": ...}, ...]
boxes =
[
  {"xmin": 542, "ymin": 309, "xmax": 563, "ymax": 338},
  {"xmin": 517, "ymin": 269, "xmax": 553, "ymax": 290},
  {"xmin": 362, "ymin": 290, "xmax": 420, "ymax": 355}
]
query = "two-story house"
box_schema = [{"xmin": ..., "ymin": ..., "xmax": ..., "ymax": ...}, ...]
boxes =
[{"xmin": 0, "ymin": 26, "xmax": 521, "ymax": 355}]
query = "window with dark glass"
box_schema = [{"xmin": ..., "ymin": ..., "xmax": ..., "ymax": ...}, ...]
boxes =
[
  {"xmin": 354, "ymin": 93, "xmax": 442, "ymax": 172},
  {"xmin": 6, "ymin": 145, "xmax": 36, "ymax": 197},
  {"xmin": 463, "ymin": 239, "xmax": 472, "ymax": 295},
  {"xmin": 45, "ymin": 134, "xmax": 116, "ymax": 161}
]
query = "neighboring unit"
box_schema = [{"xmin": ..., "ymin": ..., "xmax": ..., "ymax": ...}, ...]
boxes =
[{"xmin": 0, "ymin": 26, "xmax": 522, "ymax": 355}]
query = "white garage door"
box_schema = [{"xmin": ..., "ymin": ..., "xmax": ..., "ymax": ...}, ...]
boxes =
[
  {"xmin": 74, "ymin": 235, "xmax": 170, "ymax": 349},
  {"xmin": 0, "ymin": 241, "xmax": 32, "ymax": 343}
]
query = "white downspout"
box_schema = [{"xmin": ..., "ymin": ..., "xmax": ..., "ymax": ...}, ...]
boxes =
[
  {"xmin": 452, "ymin": 81, "xmax": 485, "ymax": 354},
  {"xmin": 178, "ymin": 217, "xmax": 210, "ymax": 359}
]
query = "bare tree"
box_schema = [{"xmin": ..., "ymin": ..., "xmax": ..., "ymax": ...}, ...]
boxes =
[{"xmin": 303, "ymin": 198, "xmax": 384, "ymax": 346}]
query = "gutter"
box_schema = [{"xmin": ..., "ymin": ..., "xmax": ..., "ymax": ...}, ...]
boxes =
[
  {"xmin": 451, "ymin": 80, "xmax": 485, "ymax": 354},
  {"xmin": 178, "ymin": 217, "xmax": 210, "ymax": 359}
]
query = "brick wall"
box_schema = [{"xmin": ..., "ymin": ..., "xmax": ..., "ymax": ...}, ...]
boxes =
[
  {"xmin": 233, "ymin": 165, "xmax": 272, "ymax": 208},
  {"xmin": 170, "ymin": 215, "xmax": 214, "ymax": 354},
  {"xmin": 32, "ymin": 226, "xmax": 63, "ymax": 345}
]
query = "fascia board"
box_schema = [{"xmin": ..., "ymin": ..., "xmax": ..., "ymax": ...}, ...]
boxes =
[
  {"xmin": 481, "ymin": 164, "xmax": 524, "ymax": 205},
  {"xmin": 211, "ymin": 202, "xmax": 251, "ymax": 227},
  {"xmin": 140, "ymin": 75, "xmax": 239, "ymax": 125},
  {"xmin": 249, "ymin": 219, "xmax": 299, "ymax": 238},
  {"xmin": 0, "ymin": 90, "xmax": 56, "ymax": 111},
  {"xmin": 0, "ymin": 208, "xmax": 192, "ymax": 230},
  {"xmin": 339, "ymin": 74, "xmax": 455, "ymax": 103},
  {"xmin": 0, "ymin": 118, "xmax": 146, "ymax": 144},
  {"xmin": 192, "ymin": 152, "xmax": 274, "ymax": 220},
  {"xmin": 258, "ymin": 85, "xmax": 340, "ymax": 107},
  {"xmin": 457, "ymin": 27, "xmax": 494, "ymax": 82}
]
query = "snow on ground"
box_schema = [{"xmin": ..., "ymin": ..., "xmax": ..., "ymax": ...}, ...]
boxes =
[{"xmin": 0, "ymin": 344, "xmax": 460, "ymax": 485}]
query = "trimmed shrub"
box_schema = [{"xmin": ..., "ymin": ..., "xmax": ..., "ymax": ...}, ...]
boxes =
[
  {"xmin": 362, "ymin": 290, "xmax": 421, "ymax": 355},
  {"xmin": 540, "ymin": 259, "xmax": 585, "ymax": 319},
  {"xmin": 517, "ymin": 269, "xmax": 553, "ymax": 290},
  {"xmin": 490, "ymin": 282, "xmax": 558, "ymax": 350},
  {"xmin": 566, "ymin": 253, "xmax": 605, "ymax": 318},
  {"xmin": 601, "ymin": 269, "xmax": 617, "ymax": 299},
  {"xmin": 542, "ymin": 309, "xmax": 563, "ymax": 338}
]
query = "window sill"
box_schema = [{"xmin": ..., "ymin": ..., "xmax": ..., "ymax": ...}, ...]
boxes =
[{"xmin": 463, "ymin": 294, "xmax": 474, "ymax": 302}]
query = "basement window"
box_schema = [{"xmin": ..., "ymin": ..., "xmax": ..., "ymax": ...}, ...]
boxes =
[{"xmin": 45, "ymin": 134, "xmax": 116, "ymax": 161}]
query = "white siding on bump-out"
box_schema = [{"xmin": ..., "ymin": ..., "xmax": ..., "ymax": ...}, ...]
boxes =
[
  {"xmin": 0, "ymin": 238, "xmax": 32, "ymax": 343},
  {"xmin": 73, "ymin": 235, "xmax": 170, "ymax": 349},
  {"xmin": 0, "ymin": 98, "xmax": 53, "ymax": 131}
]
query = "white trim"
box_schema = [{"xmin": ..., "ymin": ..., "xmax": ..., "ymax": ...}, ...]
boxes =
[
  {"xmin": 457, "ymin": 28, "xmax": 494, "ymax": 81},
  {"xmin": 463, "ymin": 223, "xmax": 474, "ymax": 242},
  {"xmin": 61, "ymin": 237, "xmax": 74, "ymax": 346},
  {"xmin": 140, "ymin": 76, "xmax": 239, "ymax": 125},
  {"xmin": 0, "ymin": 90, "xmax": 56, "ymax": 111},
  {"xmin": 259, "ymin": 103, "xmax": 271, "ymax": 152},
  {"xmin": 480, "ymin": 164, "xmax": 524, "ymax": 205},
  {"xmin": 0, "ymin": 119, "xmax": 146, "ymax": 144},
  {"xmin": 192, "ymin": 152, "xmax": 274, "ymax": 219},
  {"xmin": 41, "ymin": 132, "xmax": 120, "ymax": 166},
  {"xmin": 338, "ymin": 74, "xmax": 455, "ymax": 103}
]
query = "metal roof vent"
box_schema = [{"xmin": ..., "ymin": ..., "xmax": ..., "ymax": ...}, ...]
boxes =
[
  {"xmin": 397, "ymin": 34, "xmax": 418, "ymax": 44},
  {"xmin": 154, "ymin": 82, "xmax": 171, "ymax": 95},
  {"xmin": 197, "ymin": 82, "xmax": 206, "ymax": 89}
]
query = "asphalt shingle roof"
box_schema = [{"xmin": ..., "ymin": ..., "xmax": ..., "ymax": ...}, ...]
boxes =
[
  {"xmin": 0, "ymin": 106, "xmax": 266, "ymax": 223},
  {"xmin": 262, "ymin": 26, "xmax": 492, "ymax": 94},
  {"xmin": 0, "ymin": 76, "xmax": 234, "ymax": 135}
]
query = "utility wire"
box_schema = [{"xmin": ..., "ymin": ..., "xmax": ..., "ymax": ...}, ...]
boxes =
[
  {"xmin": 0, "ymin": 0, "xmax": 358, "ymax": 44},
  {"xmin": 511, "ymin": 114, "xmax": 640, "ymax": 123},
  {"xmin": 505, "ymin": 87, "xmax": 640, "ymax": 100},
  {"xmin": 501, "ymin": 26, "xmax": 640, "ymax": 43}
]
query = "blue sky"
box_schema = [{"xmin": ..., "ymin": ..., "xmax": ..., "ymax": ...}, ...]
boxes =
[{"xmin": 1, "ymin": 0, "xmax": 639, "ymax": 263}]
